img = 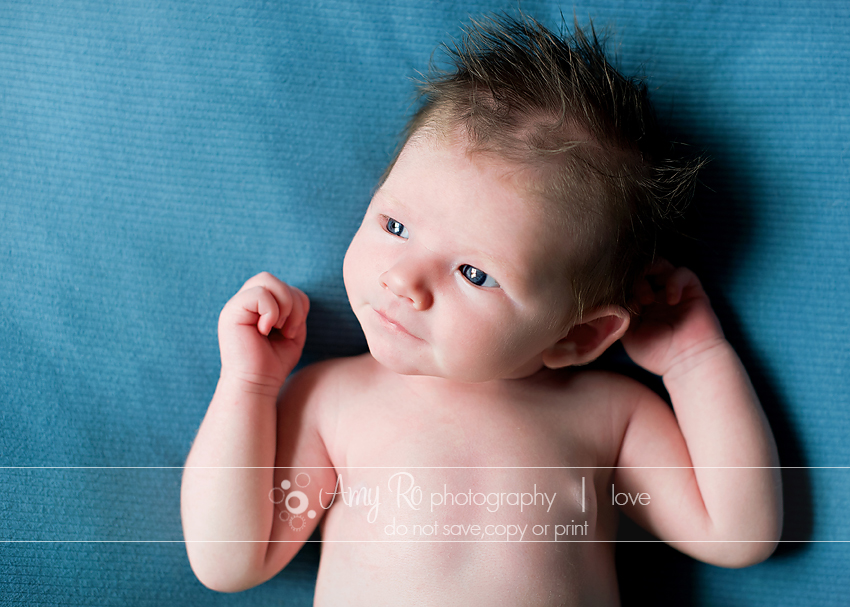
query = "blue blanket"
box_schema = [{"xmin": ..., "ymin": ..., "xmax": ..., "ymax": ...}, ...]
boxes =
[{"xmin": 2, "ymin": 0, "xmax": 848, "ymax": 604}]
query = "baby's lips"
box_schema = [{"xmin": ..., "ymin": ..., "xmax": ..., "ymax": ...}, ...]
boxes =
[{"xmin": 374, "ymin": 307, "xmax": 419, "ymax": 339}]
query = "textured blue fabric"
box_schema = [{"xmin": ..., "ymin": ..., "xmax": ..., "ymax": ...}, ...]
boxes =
[{"xmin": 1, "ymin": 0, "xmax": 848, "ymax": 604}]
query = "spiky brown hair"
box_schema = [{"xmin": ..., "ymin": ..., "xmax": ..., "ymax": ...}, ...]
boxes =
[{"xmin": 385, "ymin": 13, "xmax": 705, "ymax": 322}]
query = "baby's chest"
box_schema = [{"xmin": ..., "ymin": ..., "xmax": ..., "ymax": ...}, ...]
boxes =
[
  {"xmin": 313, "ymin": 369, "xmax": 624, "ymax": 605},
  {"xmin": 327, "ymin": 387, "xmax": 618, "ymax": 538},
  {"xmin": 334, "ymin": 376, "xmax": 617, "ymax": 470}
]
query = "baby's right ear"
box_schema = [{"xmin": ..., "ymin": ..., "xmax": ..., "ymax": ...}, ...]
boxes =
[{"xmin": 541, "ymin": 306, "xmax": 630, "ymax": 368}]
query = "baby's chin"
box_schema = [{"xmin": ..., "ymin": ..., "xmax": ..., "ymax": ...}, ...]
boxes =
[
  {"xmin": 360, "ymin": 318, "xmax": 544, "ymax": 383},
  {"xmin": 365, "ymin": 339, "xmax": 435, "ymax": 378},
  {"xmin": 366, "ymin": 343, "xmax": 518, "ymax": 384}
]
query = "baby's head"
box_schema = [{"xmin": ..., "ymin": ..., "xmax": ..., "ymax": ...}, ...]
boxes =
[{"xmin": 344, "ymin": 15, "xmax": 703, "ymax": 382}]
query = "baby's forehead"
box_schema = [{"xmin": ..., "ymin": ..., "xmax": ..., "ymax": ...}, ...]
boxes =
[
  {"xmin": 393, "ymin": 134, "xmax": 579, "ymax": 283},
  {"xmin": 412, "ymin": 129, "xmax": 577, "ymax": 225},
  {"xmin": 402, "ymin": 131, "xmax": 555, "ymax": 215},
  {"xmin": 404, "ymin": 127, "xmax": 551, "ymax": 199}
]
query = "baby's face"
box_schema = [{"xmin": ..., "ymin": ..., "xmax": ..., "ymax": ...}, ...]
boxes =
[{"xmin": 343, "ymin": 131, "xmax": 576, "ymax": 383}]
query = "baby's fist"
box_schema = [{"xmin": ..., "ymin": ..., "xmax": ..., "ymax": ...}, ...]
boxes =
[
  {"xmin": 621, "ymin": 260, "xmax": 725, "ymax": 378},
  {"xmin": 218, "ymin": 272, "xmax": 310, "ymax": 394}
]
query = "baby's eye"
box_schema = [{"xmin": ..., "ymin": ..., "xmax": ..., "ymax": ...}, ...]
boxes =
[
  {"xmin": 460, "ymin": 264, "xmax": 500, "ymax": 288},
  {"xmin": 385, "ymin": 217, "xmax": 409, "ymax": 239}
]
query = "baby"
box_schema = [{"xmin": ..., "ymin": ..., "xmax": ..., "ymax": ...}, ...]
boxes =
[{"xmin": 181, "ymin": 15, "xmax": 782, "ymax": 606}]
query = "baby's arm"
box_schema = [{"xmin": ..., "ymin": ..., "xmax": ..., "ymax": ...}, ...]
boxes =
[
  {"xmin": 616, "ymin": 260, "xmax": 782, "ymax": 567},
  {"xmin": 180, "ymin": 273, "xmax": 336, "ymax": 592}
]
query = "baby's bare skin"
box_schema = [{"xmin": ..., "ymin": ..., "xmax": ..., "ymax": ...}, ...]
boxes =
[
  {"xmin": 181, "ymin": 130, "xmax": 782, "ymax": 604},
  {"xmin": 298, "ymin": 355, "xmax": 631, "ymax": 606}
]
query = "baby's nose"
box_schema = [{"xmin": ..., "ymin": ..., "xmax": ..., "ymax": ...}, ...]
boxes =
[{"xmin": 380, "ymin": 259, "xmax": 434, "ymax": 311}]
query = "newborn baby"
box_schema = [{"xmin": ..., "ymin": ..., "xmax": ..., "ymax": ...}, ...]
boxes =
[{"xmin": 181, "ymin": 15, "xmax": 782, "ymax": 606}]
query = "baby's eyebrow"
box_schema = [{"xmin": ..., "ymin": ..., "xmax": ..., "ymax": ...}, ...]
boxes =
[
  {"xmin": 374, "ymin": 189, "xmax": 410, "ymax": 214},
  {"xmin": 474, "ymin": 249, "xmax": 505, "ymax": 272}
]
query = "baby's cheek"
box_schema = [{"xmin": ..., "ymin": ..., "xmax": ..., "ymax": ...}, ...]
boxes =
[
  {"xmin": 494, "ymin": 323, "xmax": 545, "ymax": 365},
  {"xmin": 445, "ymin": 321, "xmax": 504, "ymax": 378},
  {"xmin": 341, "ymin": 239, "xmax": 358, "ymax": 294},
  {"xmin": 342, "ymin": 231, "xmax": 373, "ymax": 298}
]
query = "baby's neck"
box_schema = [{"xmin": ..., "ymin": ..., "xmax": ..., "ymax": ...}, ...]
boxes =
[{"xmin": 389, "ymin": 364, "xmax": 556, "ymax": 400}]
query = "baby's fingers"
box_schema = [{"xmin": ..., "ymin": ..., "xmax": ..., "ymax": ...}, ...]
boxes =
[
  {"xmin": 231, "ymin": 272, "xmax": 309, "ymax": 339},
  {"xmin": 238, "ymin": 272, "xmax": 289, "ymax": 298},
  {"xmin": 645, "ymin": 257, "xmax": 676, "ymax": 280},
  {"xmin": 634, "ymin": 277, "xmax": 655, "ymax": 306},
  {"xmin": 237, "ymin": 273, "xmax": 293, "ymax": 325},
  {"xmin": 665, "ymin": 267, "xmax": 703, "ymax": 306},
  {"xmin": 280, "ymin": 286, "xmax": 310, "ymax": 339},
  {"xmin": 221, "ymin": 286, "xmax": 281, "ymax": 335},
  {"xmin": 254, "ymin": 288, "xmax": 282, "ymax": 336}
]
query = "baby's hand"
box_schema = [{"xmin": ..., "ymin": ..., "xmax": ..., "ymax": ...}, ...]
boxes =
[
  {"xmin": 217, "ymin": 272, "xmax": 309, "ymax": 395},
  {"xmin": 620, "ymin": 259, "xmax": 726, "ymax": 378}
]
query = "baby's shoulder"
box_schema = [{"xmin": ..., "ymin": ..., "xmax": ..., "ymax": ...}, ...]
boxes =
[
  {"xmin": 278, "ymin": 355, "xmax": 377, "ymax": 450},
  {"xmin": 283, "ymin": 353, "xmax": 380, "ymax": 409},
  {"xmin": 541, "ymin": 367, "xmax": 656, "ymax": 405},
  {"xmin": 531, "ymin": 368, "xmax": 663, "ymax": 467},
  {"xmin": 294, "ymin": 352, "xmax": 381, "ymax": 384},
  {"xmin": 536, "ymin": 368, "xmax": 661, "ymax": 432}
]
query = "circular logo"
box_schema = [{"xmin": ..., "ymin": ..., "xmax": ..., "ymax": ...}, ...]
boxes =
[{"xmin": 270, "ymin": 473, "xmax": 316, "ymax": 531}]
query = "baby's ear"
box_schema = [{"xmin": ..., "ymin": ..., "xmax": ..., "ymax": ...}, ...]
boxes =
[{"xmin": 541, "ymin": 306, "xmax": 630, "ymax": 369}]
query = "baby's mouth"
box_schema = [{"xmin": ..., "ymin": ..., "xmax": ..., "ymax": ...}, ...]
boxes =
[{"xmin": 373, "ymin": 308, "xmax": 421, "ymax": 340}]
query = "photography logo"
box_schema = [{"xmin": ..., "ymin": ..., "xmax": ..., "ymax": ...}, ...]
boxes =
[{"xmin": 269, "ymin": 473, "xmax": 316, "ymax": 532}]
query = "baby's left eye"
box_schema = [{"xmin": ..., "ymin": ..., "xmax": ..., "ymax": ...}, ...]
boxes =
[
  {"xmin": 385, "ymin": 217, "xmax": 409, "ymax": 239},
  {"xmin": 460, "ymin": 264, "xmax": 500, "ymax": 288}
]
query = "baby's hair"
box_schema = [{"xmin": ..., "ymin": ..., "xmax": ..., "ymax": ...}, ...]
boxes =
[{"xmin": 388, "ymin": 13, "xmax": 705, "ymax": 322}]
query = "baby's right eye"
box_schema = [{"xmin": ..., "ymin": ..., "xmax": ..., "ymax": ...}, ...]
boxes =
[{"xmin": 385, "ymin": 217, "xmax": 409, "ymax": 239}]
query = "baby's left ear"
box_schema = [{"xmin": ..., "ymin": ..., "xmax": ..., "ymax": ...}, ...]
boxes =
[{"xmin": 541, "ymin": 306, "xmax": 630, "ymax": 369}]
